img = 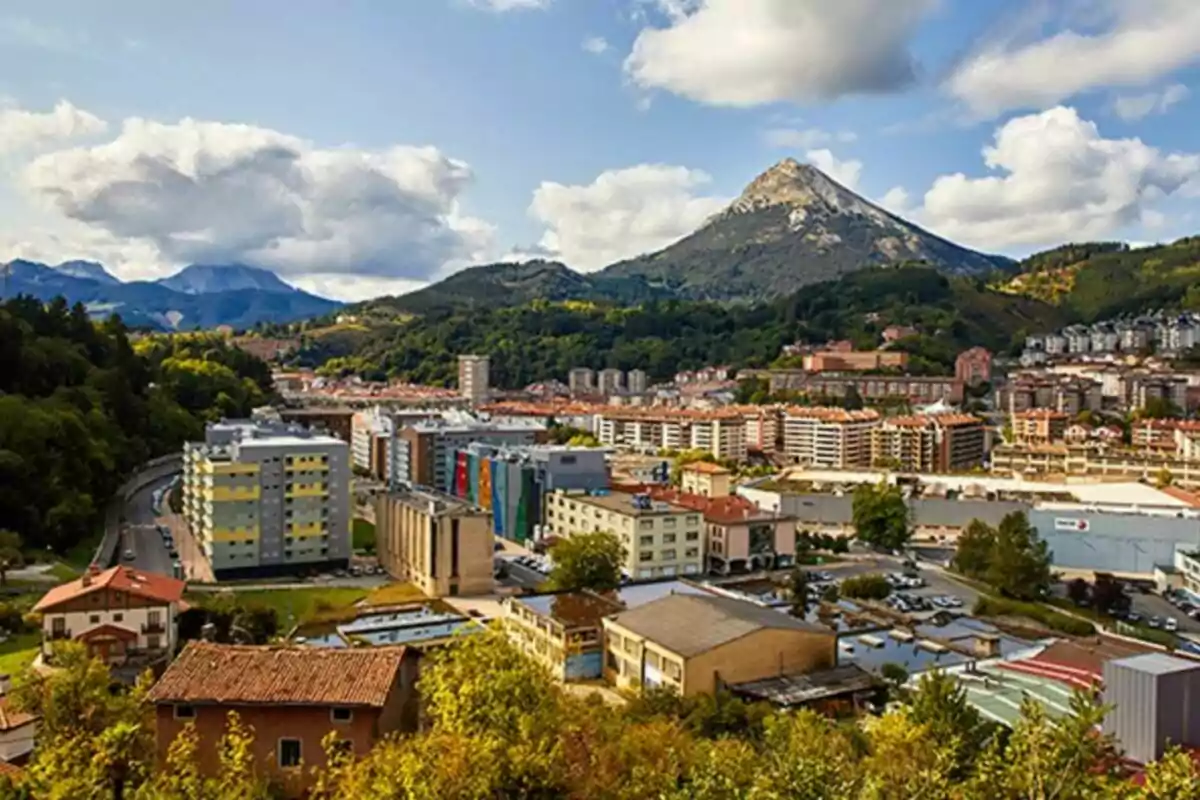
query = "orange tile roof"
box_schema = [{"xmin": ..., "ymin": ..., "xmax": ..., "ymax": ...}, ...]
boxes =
[
  {"xmin": 681, "ymin": 462, "xmax": 732, "ymax": 475},
  {"xmin": 33, "ymin": 566, "xmax": 186, "ymax": 613},
  {"xmin": 0, "ymin": 697, "xmax": 37, "ymax": 732},
  {"xmin": 146, "ymin": 642, "xmax": 409, "ymax": 707},
  {"xmin": 1012, "ymin": 409, "xmax": 1070, "ymax": 420},
  {"xmin": 783, "ymin": 406, "xmax": 880, "ymax": 423},
  {"xmin": 1161, "ymin": 486, "xmax": 1200, "ymax": 508}
]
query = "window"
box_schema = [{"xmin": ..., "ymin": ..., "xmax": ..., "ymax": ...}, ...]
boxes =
[
  {"xmin": 639, "ymin": 551, "xmax": 653, "ymax": 563},
  {"xmin": 661, "ymin": 549, "xmax": 676, "ymax": 561},
  {"xmin": 174, "ymin": 705, "xmax": 196, "ymax": 720},
  {"xmin": 278, "ymin": 738, "xmax": 302, "ymax": 768},
  {"xmin": 89, "ymin": 614, "xmax": 100, "ymax": 624},
  {"xmin": 639, "ymin": 535, "xmax": 653, "ymax": 547},
  {"xmin": 686, "ymin": 531, "xmax": 699, "ymax": 541},
  {"xmin": 639, "ymin": 519, "xmax": 654, "ymax": 531},
  {"xmin": 147, "ymin": 635, "xmax": 161, "ymax": 650},
  {"xmin": 113, "ymin": 613, "xmax": 123, "ymax": 623},
  {"xmin": 663, "ymin": 518, "xmax": 676, "ymax": 529},
  {"xmin": 331, "ymin": 707, "xmax": 354, "ymax": 723},
  {"xmin": 685, "ymin": 547, "xmax": 699, "ymax": 558},
  {"xmin": 663, "ymin": 533, "xmax": 676, "ymax": 544}
]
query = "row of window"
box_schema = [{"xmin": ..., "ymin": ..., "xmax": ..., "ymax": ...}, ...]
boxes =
[
  {"xmin": 637, "ymin": 531, "xmax": 699, "ymax": 546},
  {"xmin": 638, "ymin": 547, "xmax": 700, "ymax": 563}
]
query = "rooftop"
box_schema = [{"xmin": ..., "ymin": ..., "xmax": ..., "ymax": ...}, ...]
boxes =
[
  {"xmin": 147, "ymin": 641, "xmax": 409, "ymax": 707},
  {"xmin": 606, "ymin": 593, "xmax": 829, "ymax": 658},
  {"xmin": 783, "ymin": 406, "xmax": 880, "ymax": 423},
  {"xmin": 382, "ymin": 486, "xmax": 486, "ymax": 516},
  {"xmin": 730, "ymin": 663, "xmax": 878, "ymax": 706},
  {"xmin": 562, "ymin": 491, "xmax": 697, "ymax": 517},
  {"xmin": 34, "ymin": 566, "xmax": 186, "ymax": 613},
  {"xmin": 1108, "ymin": 652, "xmax": 1200, "ymax": 676},
  {"xmin": 681, "ymin": 462, "xmax": 732, "ymax": 476},
  {"xmin": 513, "ymin": 591, "xmax": 624, "ymax": 628}
]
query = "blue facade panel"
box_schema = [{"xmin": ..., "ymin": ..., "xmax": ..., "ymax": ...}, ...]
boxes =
[{"xmin": 564, "ymin": 651, "xmax": 604, "ymax": 680}]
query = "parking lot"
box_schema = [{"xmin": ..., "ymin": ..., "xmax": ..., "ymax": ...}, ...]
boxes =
[{"xmin": 805, "ymin": 555, "xmax": 983, "ymax": 610}]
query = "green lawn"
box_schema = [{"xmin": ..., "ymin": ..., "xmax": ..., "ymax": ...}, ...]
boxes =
[
  {"xmin": 352, "ymin": 518, "xmax": 376, "ymax": 553},
  {"xmin": 198, "ymin": 586, "xmax": 371, "ymax": 628},
  {"xmin": 64, "ymin": 530, "xmax": 104, "ymax": 569},
  {"xmin": 0, "ymin": 631, "xmax": 41, "ymax": 677}
]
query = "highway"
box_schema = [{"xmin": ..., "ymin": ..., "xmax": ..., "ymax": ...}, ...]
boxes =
[{"xmin": 118, "ymin": 475, "xmax": 178, "ymax": 577}]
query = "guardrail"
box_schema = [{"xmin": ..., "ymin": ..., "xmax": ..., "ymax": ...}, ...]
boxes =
[{"xmin": 92, "ymin": 454, "xmax": 183, "ymax": 569}]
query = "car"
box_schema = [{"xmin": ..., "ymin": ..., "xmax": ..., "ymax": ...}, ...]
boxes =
[
  {"xmin": 123, "ymin": 549, "xmax": 135, "ymax": 561},
  {"xmin": 1148, "ymin": 616, "xmax": 1162, "ymax": 629},
  {"xmin": 1125, "ymin": 611, "xmax": 1142, "ymax": 623},
  {"xmin": 1164, "ymin": 617, "xmax": 1179, "ymax": 632}
]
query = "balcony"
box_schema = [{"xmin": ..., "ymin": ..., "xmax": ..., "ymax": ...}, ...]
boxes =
[
  {"xmin": 142, "ymin": 622, "xmax": 166, "ymax": 634},
  {"xmin": 48, "ymin": 628, "xmax": 72, "ymax": 640}
]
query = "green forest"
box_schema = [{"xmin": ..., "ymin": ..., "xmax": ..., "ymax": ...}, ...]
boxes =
[
  {"xmin": 0, "ymin": 297, "xmax": 272, "ymax": 556},
  {"xmin": 293, "ymin": 265, "xmax": 1065, "ymax": 388}
]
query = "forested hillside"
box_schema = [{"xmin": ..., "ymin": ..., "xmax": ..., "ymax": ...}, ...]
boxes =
[
  {"xmin": 0, "ymin": 297, "xmax": 272, "ymax": 554},
  {"xmin": 296, "ymin": 265, "xmax": 1065, "ymax": 387}
]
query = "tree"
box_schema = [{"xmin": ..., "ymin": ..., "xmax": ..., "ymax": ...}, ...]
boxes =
[
  {"xmin": 787, "ymin": 567, "xmax": 810, "ymax": 616},
  {"xmin": 546, "ymin": 531, "xmax": 625, "ymax": 593},
  {"xmin": 985, "ymin": 512, "xmax": 1053, "ymax": 601},
  {"xmin": 1156, "ymin": 467, "xmax": 1175, "ymax": 489},
  {"xmin": 1066, "ymin": 577, "xmax": 1091, "ymax": 606},
  {"xmin": 907, "ymin": 670, "xmax": 990, "ymax": 778},
  {"xmin": 951, "ymin": 519, "xmax": 995, "ymax": 580},
  {"xmin": 1140, "ymin": 396, "xmax": 1182, "ymax": 420},
  {"xmin": 842, "ymin": 385, "xmax": 865, "ymax": 411},
  {"xmin": 851, "ymin": 482, "xmax": 910, "ymax": 552},
  {"xmin": 840, "ymin": 573, "xmax": 892, "ymax": 600},
  {"xmin": 1092, "ymin": 573, "xmax": 1131, "ymax": 617},
  {"xmin": 880, "ymin": 662, "xmax": 909, "ymax": 689},
  {"xmin": 0, "ymin": 530, "xmax": 23, "ymax": 586}
]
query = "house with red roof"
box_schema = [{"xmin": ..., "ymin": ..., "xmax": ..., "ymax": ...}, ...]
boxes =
[{"xmin": 32, "ymin": 565, "xmax": 186, "ymax": 666}]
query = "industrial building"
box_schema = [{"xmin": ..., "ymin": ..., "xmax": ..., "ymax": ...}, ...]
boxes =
[
  {"xmin": 182, "ymin": 420, "xmax": 351, "ymax": 580},
  {"xmin": 1029, "ymin": 506, "xmax": 1200, "ymax": 577},
  {"xmin": 1102, "ymin": 653, "xmax": 1200, "ymax": 764},
  {"xmin": 450, "ymin": 443, "xmax": 608, "ymax": 543}
]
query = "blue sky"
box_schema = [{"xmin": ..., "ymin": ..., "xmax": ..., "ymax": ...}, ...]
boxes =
[{"xmin": 2, "ymin": 0, "xmax": 1200, "ymax": 300}]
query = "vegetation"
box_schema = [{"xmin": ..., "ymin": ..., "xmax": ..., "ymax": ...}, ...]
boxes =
[
  {"xmin": 352, "ymin": 518, "xmax": 376, "ymax": 554},
  {"xmin": 973, "ymin": 596, "xmax": 1096, "ymax": 637},
  {"xmin": 951, "ymin": 512, "xmax": 1053, "ymax": 601},
  {"xmin": 0, "ymin": 531, "xmax": 23, "ymax": 585},
  {"xmin": 546, "ymin": 531, "xmax": 625, "ymax": 592},
  {"xmin": 0, "ymin": 298, "xmax": 272, "ymax": 557},
  {"xmin": 787, "ymin": 567, "xmax": 809, "ymax": 616},
  {"xmin": 5, "ymin": 634, "xmax": 1199, "ymax": 798},
  {"xmin": 840, "ymin": 573, "xmax": 893, "ymax": 601},
  {"xmin": 851, "ymin": 482, "xmax": 911, "ymax": 552},
  {"xmin": 292, "ymin": 265, "xmax": 1064, "ymax": 386}
]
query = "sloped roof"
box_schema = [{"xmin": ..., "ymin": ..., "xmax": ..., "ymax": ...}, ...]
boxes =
[
  {"xmin": 0, "ymin": 697, "xmax": 37, "ymax": 732},
  {"xmin": 33, "ymin": 566, "xmax": 186, "ymax": 612},
  {"xmin": 606, "ymin": 593, "xmax": 829, "ymax": 658},
  {"xmin": 146, "ymin": 642, "xmax": 408, "ymax": 707}
]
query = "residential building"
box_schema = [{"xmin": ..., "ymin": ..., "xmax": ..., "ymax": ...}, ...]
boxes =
[
  {"xmin": 32, "ymin": 565, "xmax": 185, "ymax": 666},
  {"xmin": 598, "ymin": 368, "xmax": 624, "ymax": 395},
  {"xmin": 602, "ymin": 593, "xmax": 836, "ymax": 696},
  {"xmin": 502, "ymin": 591, "xmax": 624, "ymax": 681},
  {"xmin": 1127, "ymin": 374, "xmax": 1189, "ymax": 413},
  {"xmin": 597, "ymin": 409, "xmax": 748, "ymax": 462},
  {"xmin": 375, "ymin": 486, "xmax": 494, "ymax": 597},
  {"xmin": 955, "ymin": 347, "xmax": 993, "ymax": 387},
  {"xmin": 1010, "ymin": 410, "xmax": 1069, "ymax": 445},
  {"xmin": 450, "ymin": 443, "xmax": 608, "ymax": 543},
  {"xmin": 394, "ymin": 412, "xmax": 546, "ymax": 492},
  {"xmin": 680, "ymin": 462, "xmax": 732, "ymax": 498},
  {"xmin": 990, "ymin": 444, "xmax": 1200, "ymax": 489},
  {"xmin": 147, "ymin": 642, "xmax": 418, "ymax": 798},
  {"xmin": 740, "ymin": 371, "xmax": 964, "ymax": 405},
  {"xmin": 739, "ymin": 406, "xmax": 780, "ymax": 453},
  {"xmin": 781, "ymin": 407, "xmax": 880, "ymax": 468},
  {"xmin": 997, "ymin": 376, "xmax": 1102, "ymax": 415},
  {"xmin": 871, "ymin": 414, "xmax": 987, "ymax": 473},
  {"xmin": 568, "ymin": 367, "xmax": 595, "ymax": 395},
  {"xmin": 543, "ymin": 491, "xmax": 705, "ymax": 580},
  {"xmin": 1120, "ymin": 326, "xmax": 1152, "ymax": 353},
  {"xmin": 275, "ymin": 407, "xmax": 355, "ymax": 443},
  {"xmin": 881, "ymin": 325, "xmax": 918, "ymax": 344},
  {"xmin": 182, "ymin": 420, "xmax": 351, "ymax": 579},
  {"xmin": 1091, "ymin": 326, "xmax": 1119, "ymax": 353},
  {"xmin": 803, "ymin": 350, "xmax": 909, "ymax": 373},
  {"xmin": 627, "ymin": 369, "xmax": 649, "ymax": 395},
  {"xmin": 457, "ymin": 355, "xmax": 490, "ymax": 405}
]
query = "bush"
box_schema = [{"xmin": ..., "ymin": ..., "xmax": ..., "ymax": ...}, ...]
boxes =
[
  {"xmin": 973, "ymin": 596, "xmax": 1095, "ymax": 637},
  {"xmin": 840, "ymin": 574, "xmax": 892, "ymax": 601}
]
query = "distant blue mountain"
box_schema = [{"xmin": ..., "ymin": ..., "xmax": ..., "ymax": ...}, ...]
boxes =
[{"xmin": 2, "ymin": 260, "xmax": 340, "ymax": 331}]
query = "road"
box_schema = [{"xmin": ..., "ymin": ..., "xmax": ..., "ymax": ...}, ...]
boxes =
[{"xmin": 119, "ymin": 475, "xmax": 177, "ymax": 576}]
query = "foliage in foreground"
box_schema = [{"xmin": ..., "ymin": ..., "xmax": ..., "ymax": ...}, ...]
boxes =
[{"xmin": 4, "ymin": 635, "xmax": 1200, "ymax": 799}]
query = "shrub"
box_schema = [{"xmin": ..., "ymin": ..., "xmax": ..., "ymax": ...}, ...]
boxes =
[
  {"xmin": 840, "ymin": 574, "xmax": 892, "ymax": 601},
  {"xmin": 972, "ymin": 597, "xmax": 1095, "ymax": 637}
]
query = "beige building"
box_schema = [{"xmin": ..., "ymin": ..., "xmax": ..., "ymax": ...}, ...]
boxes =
[
  {"xmin": 870, "ymin": 414, "xmax": 987, "ymax": 473},
  {"xmin": 782, "ymin": 407, "xmax": 880, "ymax": 468},
  {"xmin": 375, "ymin": 487, "xmax": 494, "ymax": 597},
  {"xmin": 991, "ymin": 443, "xmax": 1200, "ymax": 489},
  {"xmin": 543, "ymin": 491, "xmax": 705, "ymax": 580},
  {"xmin": 501, "ymin": 590, "xmax": 623, "ymax": 681},
  {"xmin": 602, "ymin": 593, "xmax": 836, "ymax": 696},
  {"xmin": 457, "ymin": 355, "xmax": 490, "ymax": 405},
  {"xmin": 680, "ymin": 462, "xmax": 732, "ymax": 498},
  {"xmin": 597, "ymin": 409, "xmax": 748, "ymax": 462},
  {"xmin": 1011, "ymin": 410, "xmax": 1069, "ymax": 445}
]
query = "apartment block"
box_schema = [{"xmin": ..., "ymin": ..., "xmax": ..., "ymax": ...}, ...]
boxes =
[
  {"xmin": 802, "ymin": 350, "xmax": 909, "ymax": 373},
  {"xmin": 781, "ymin": 407, "xmax": 880, "ymax": 468},
  {"xmin": 597, "ymin": 409, "xmax": 747, "ymax": 462},
  {"xmin": 350, "ymin": 407, "xmax": 440, "ymax": 482},
  {"xmin": 870, "ymin": 414, "xmax": 986, "ymax": 473},
  {"xmin": 627, "ymin": 369, "xmax": 649, "ymax": 395},
  {"xmin": 740, "ymin": 370, "xmax": 964, "ymax": 405},
  {"xmin": 1011, "ymin": 410, "xmax": 1069, "ymax": 446},
  {"xmin": 374, "ymin": 486, "xmax": 494, "ymax": 597},
  {"xmin": 393, "ymin": 412, "xmax": 546, "ymax": 492},
  {"xmin": 568, "ymin": 367, "xmax": 595, "ymax": 395},
  {"xmin": 543, "ymin": 491, "xmax": 705, "ymax": 580},
  {"xmin": 740, "ymin": 406, "xmax": 781, "ymax": 453},
  {"xmin": 955, "ymin": 347, "xmax": 993, "ymax": 387},
  {"xmin": 457, "ymin": 355, "xmax": 490, "ymax": 405},
  {"xmin": 182, "ymin": 421, "xmax": 351, "ymax": 580}
]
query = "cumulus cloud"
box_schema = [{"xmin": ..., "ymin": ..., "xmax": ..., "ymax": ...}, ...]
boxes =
[
  {"xmin": 582, "ymin": 36, "xmax": 609, "ymax": 55},
  {"xmin": 947, "ymin": 0, "xmax": 1200, "ymax": 116},
  {"xmin": 17, "ymin": 115, "xmax": 494, "ymax": 282},
  {"xmin": 805, "ymin": 149, "xmax": 862, "ymax": 191},
  {"xmin": 527, "ymin": 164, "xmax": 730, "ymax": 270},
  {"xmin": 1113, "ymin": 83, "xmax": 1189, "ymax": 121},
  {"xmin": 764, "ymin": 127, "xmax": 857, "ymax": 149},
  {"xmin": 879, "ymin": 186, "xmax": 912, "ymax": 215},
  {"xmin": 624, "ymin": 0, "xmax": 935, "ymax": 107},
  {"xmin": 917, "ymin": 106, "xmax": 1200, "ymax": 251},
  {"xmin": 0, "ymin": 100, "xmax": 107, "ymax": 154}
]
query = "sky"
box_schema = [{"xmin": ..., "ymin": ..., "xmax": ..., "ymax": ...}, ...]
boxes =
[{"xmin": 3, "ymin": 0, "xmax": 1200, "ymax": 301}]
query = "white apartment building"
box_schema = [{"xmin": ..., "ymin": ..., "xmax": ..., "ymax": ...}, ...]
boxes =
[
  {"xmin": 598, "ymin": 368, "xmax": 624, "ymax": 395},
  {"xmin": 627, "ymin": 369, "xmax": 649, "ymax": 395},
  {"xmin": 458, "ymin": 355, "xmax": 490, "ymax": 404},
  {"xmin": 568, "ymin": 367, "xmax": 595, "ymax": 395},
  {"xmin": 597, "ymin": 410, "xmax": 747, "ymax": 461},
  {"xmin": 543, "ymin": 491, "xmax": 705, "ymax": 580},
  {"xmin": 782, "ymin": 407, "xmax": 880, "ymax": 468}
]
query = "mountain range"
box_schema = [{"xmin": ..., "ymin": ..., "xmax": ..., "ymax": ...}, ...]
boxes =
[
  {"xmin": 374, "ymin": 159, "xmax": 1013, "ymax": 314},
  {"xmin": 1, "ymin": 260, "xmax": 339, "ymax": 330}
]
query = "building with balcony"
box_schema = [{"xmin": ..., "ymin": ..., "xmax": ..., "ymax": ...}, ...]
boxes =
[
  {"xmin": 375, "ymin": 486, "xmax": 494, "ymax": 597},
  {"xmin": 457, "ymin": 354, "xmax": 490, "ymax": 405},
  {"xmin": 182, "ymin": 421, "xmax": 351, "ymax": 580},
  {"xmin": 955, "ymin": 347, "xmax": 993, "ymax": 387},
  {"xmin": 781, "ymin": 407, "xmax": 879, "ymax": 468},
  {"xmin": 870, "ymin": 414, "xmax": 987, "ymax": 473},
  {"xmin": 1010, "ymin": 410, "xmax": 1069, "ymax": 446},
  {"xmin": 596, "ymin": 409, "xmax": 747, "ymax": 462},
  {"xmin": 393, "ymin": 412, "xmax": 547, "ymax": 493},
  {"xmin": 33, "ymin": 565, "xmax": 185, "ymax": 667},
  {"xmin": 542, "ymin": 491, "xmax": 705, "ymax": 580}
]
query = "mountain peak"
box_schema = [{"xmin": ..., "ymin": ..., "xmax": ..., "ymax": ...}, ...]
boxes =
[
  {"xmin": 156, "ymin": 264, "xmax": 296, "ymax": 295},
  {"xmin": 731, "ymin": 158, "xmax": 862, "ymax": 216}
]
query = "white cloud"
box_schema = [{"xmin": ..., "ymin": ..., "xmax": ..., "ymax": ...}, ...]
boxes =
[
  {"xmin": 0, "ymin": 100, "xmax": 107, "ymax": 154},
  {"xmin": 804, "ymin": 149, "xmax": 862, "ymax": 191},
  {"xmin": 764, "ymin": 127, "xmax": 857, "ymax": 149},
  {"xmin": 1113, "ymin": 83, "xmax": 1189, "ymax": 121},
  {"xmin": 917, "ymin": 106, "xmax": 1200, "ymax": 251},
  {"xmin": 582, "ymin": 36, "xmax": 609, "ymax": 55},
  {"xmin": 290, "ymin": 274, "xmax": 430, "ymax": 303},
  {"xmin": 8, "ymin": 111, "xmax": 494, "ymax": 287},
  {"xmin": 624, "ymin": 0, "xmax": 935, "ymax": 107},
  {"xmin": 466, "ymin": 0, "xmax": 551, "ymax": 11},
  {"xmin": 879, "ymin": 186, "xmax": 912, "ymax": 215},
  {"xmin": 947, "ymin": 1, "xmax": 1200, "ymax": 116},
  {"xmin": 527, "ymin": 164, "xmax": 729, "ymax": 270}
]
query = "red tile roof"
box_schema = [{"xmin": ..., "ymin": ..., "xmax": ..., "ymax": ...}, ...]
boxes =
[
  {"xmin": 681, "ymin": 462, "xmax": 732, "ymax": 475},
  {"xmin": 33, "ymin": 566, "xmax": 186, "ymax": 613},
  {"xmin": 146, "ymin": 642, "xmax": 408, "ymax": 707},
  {"xmin": 0, "ymin": 697, "xmax": 37, "ymax": 732}
]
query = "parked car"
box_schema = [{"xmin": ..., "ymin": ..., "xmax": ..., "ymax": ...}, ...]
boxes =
[
  {"xmin": 1148, "ymin": 617, "xmax": 1162, "ymax": 629},
  {"xmin": 1164, "ymin": 617, "xmax": 1179, "ymax": 632}
]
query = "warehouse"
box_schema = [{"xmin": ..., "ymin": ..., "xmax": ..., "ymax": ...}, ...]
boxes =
[{"xmin": 1028, "ymin": 507, "xmax": 1200, "ymax": 577}]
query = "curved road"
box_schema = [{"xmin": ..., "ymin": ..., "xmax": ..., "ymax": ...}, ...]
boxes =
[{"xmin": 119, "ymin": 475, "xmax": 178, "ymax": 576}]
